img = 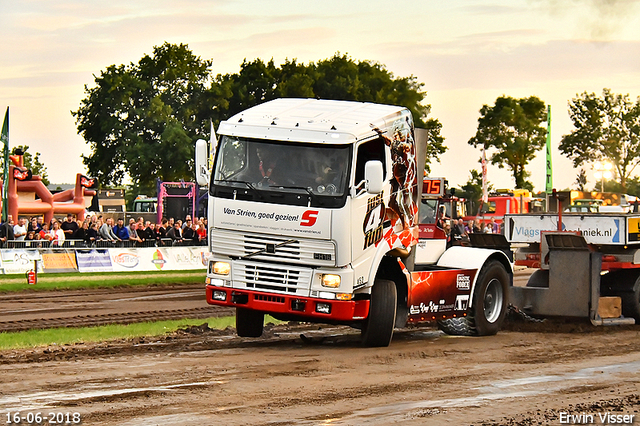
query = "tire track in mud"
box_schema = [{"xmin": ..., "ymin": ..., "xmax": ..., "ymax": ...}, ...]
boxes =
[
  {"xmin": 0, "ymin": 306, "xmax": 236, "ymax": 332},
  {"xmin": 0, "ymin": 283, "xmax": 230, "ymax": 332}
]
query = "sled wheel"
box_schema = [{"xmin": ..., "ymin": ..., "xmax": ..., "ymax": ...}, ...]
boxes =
[
  {"xmin": 621, "ymin": 274, "xmax": 640, "ymax": 324},
  {"xmin": 236, "ymin": 307, "xmax": 264, "ymax": 337},
  {"xmin": 361, "ymin": 279, "xmax": 397, "ymax": 347}
]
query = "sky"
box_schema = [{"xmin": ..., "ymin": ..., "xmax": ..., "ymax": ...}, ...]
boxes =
[{"xmin": 1, "ymin": 0, "xmax": 639, "ymax": 192}]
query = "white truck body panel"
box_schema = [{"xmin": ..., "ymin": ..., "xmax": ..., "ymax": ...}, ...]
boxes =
[
  {"xmin": 218, "ymin": 98, "xmax": 402, "ymax": 144},
  {"xmin": 209, "ymin": 98, "xmax": 419, "ymax": 294}
]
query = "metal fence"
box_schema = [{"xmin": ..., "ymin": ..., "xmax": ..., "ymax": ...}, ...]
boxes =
[{"xmin": 0, "ymin": 238, "xmax": 207, "ymax": 249}]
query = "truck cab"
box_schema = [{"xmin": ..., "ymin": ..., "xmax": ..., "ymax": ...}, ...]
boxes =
[{"xmin": 198, "ymin": 98, "xmax": 512, "ymax": 346}]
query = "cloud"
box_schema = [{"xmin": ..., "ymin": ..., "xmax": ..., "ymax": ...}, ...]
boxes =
[
  {"xmin": 377, "ymin": 38, "xmax": 640, "ymax": 92},
  {"xmin": 530, "ymin": 0, "xmax": 640, "ymax": 40}
]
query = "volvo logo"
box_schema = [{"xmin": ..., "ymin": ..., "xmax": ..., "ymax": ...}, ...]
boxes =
[{"xmin": 244, "ymin": 239, "xmax": 298, "ymax": 259}]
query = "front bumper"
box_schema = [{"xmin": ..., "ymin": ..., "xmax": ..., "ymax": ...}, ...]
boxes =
[{"xmin": 206, "ymin": 285, "xmax": 370, "ymax": 322}]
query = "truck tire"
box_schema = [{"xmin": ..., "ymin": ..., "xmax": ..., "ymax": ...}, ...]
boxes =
[
  {"xmin": 438, "ymin": 260, "xmax": 509, "ymax": 336},
  {"xmin": 236, "ymin": 307, "xmax": 264, "ymax": 337},
  {"xmin": 621, "ymin": 276, "xmax": 640, "ymax": 324},
  {"xmin": 601, "ymin": 271, "xmax": 640, "ymax": 324},
  {"xmin": 361, "ymin": 279, "xmax": 397, "ymax": 347},
  {"xmin": 437, "ymin": 317, "xmax": 474, "ymax": 336}
]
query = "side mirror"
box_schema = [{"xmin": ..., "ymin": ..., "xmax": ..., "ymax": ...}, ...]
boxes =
[
  {"xmin": 364, "ymin": 160, "xmax": 384, "ymax": 194},
  {"xmin": 195, "ymin": 139, "xmax": 210, "ymax": 186}
]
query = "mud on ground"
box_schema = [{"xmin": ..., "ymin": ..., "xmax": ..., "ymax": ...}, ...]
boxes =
[{"xmin": 1, "ymin": 318, "xmax": 640, "ymax": 425}]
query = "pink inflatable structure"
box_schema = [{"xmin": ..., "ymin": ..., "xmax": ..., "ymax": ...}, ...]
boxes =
[{"xmin": 2, "ymin": 154, "xmax": 97, "ymax": 223}]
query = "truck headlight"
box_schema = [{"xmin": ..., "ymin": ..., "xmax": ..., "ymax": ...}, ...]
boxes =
[
  {"xmin": 321, "ymin": 274, "xmax": 341, "ymax": 288},
  {"xmin": 212, "ymin": 290, "xmax": 227, "ymax": 301},
  {"xmin": 212, "ymin": 261, "xmax": 231, "ymax": 275},
  {"xmin": 316, "ymin": 302, "xmax": 331, "ymax": 314}
]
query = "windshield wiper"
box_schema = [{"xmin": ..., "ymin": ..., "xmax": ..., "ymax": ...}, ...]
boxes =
[
  {"xmin": 215, "ymin": 179, "xmax": 263, "ymax": 199},
  {"xmin": 269, "ymin": 185, "xmax": 321, "ymax": 205}
]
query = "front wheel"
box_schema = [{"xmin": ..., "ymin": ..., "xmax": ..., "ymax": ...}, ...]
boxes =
[
  {"xmin": 361, "ymin": 279, "xmax": 397, "ymax": 347},
  {"xmin": 236, "ymin": 307, "xmax": 264, "ymax": 337},
  {"xmin": 438, "ymin": 260, "xmax": 509, "ymax": 336}
]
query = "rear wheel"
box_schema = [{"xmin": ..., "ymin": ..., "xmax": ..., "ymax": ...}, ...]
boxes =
[
  {"xmin": 361, "ymin": 279, "xmax": 397, "ymax": 347},
  {"xmin": 621, "ymin": 274, "xmax": 640, "ymax": 324},
  {"xmin": 601, "ymin": 271, "xmax": 640, "ymax": 324},
  {"xmin": 438, "ymin": 260, "xmax": 509, "ymax": 336},
  {"xmin": 236, "ymin": 307, "xmax": 264, "ymax": 337}
]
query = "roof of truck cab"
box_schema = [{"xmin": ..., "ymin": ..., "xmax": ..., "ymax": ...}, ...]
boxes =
[{"xmin": 217, "ymin": 98, "xmax": 410, "ymax": 144}]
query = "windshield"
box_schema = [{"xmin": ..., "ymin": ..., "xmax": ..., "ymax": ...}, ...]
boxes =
[{"xmin": 211, "ymin": 136, "xmax": 351, "ymax": 207}]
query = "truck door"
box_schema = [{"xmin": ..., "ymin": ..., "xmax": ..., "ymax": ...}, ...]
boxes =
[{"xmin": 351, "ymin": 138, "xmax": 388, "ymax": 263}]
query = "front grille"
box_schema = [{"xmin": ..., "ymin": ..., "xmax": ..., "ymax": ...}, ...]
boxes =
[
  {"xmin": 211, "ymin": 228, "xmax": 335, "ymax": 267},
  {"xmin": 233, "ymin": 261, "xmax": 312, "ymax": 296},
  {"xmin": 254, "ymin": 294, "xmax": 286, "ymax": 303}
]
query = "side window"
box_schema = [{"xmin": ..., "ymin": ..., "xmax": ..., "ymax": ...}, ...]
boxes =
[
  {"xmin": 354, "ymin": 138, "xmax": 386, "ymax": 185},
  {"xmin": 420, "ymin": 199, "xmax": 437, "ymax": 224}
]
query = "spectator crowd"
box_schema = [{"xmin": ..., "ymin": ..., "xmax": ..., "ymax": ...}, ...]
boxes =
[
  {"xmin": 444, "ymin": 217, "xmax": 501, "ymax": 247},
  {"xmin": 0, "ymin": 213, "xmax": 208, "ymax": 249}
]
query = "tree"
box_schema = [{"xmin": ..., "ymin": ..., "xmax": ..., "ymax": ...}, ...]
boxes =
[
  {"xmin": 559, "ymin": 88, "xmax": 640, "ymax": 191},
  {"xmin": 73, "ymin": 42, "xmax": 213, "ymax": 193},
  {"xmin": 75, "ymin": 48, "xmax": 446, "ymax": 191},
  {"xmin": 575, "ymin": 168, "xmax": 588, "ymax": 191},
  {"xmin": 456, "ymin": 169, "xmax": 493, "ymax": 215},
  {"xmin": 11, "ymin": 145, "xmax": 49, "ymax": 186},
  {"xmin": 211, "ymin": 53, "xmax": 446, "ymax": 172},
  {"xmin": 468, "ymin": 96, "xmax": 547, "ymax": 189}
]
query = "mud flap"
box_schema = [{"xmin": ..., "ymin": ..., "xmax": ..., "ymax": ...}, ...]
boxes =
[{"xmin": 468, "ymin": 233, "xmax": 513, "ymax": 262}]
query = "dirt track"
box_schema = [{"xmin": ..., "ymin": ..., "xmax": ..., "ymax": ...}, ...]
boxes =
[{"xmin": 2, "ymin": 318, "xmax": 640, "ymax": 425}]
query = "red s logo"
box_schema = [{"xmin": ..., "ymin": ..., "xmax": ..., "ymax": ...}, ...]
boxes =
[{"xmin": 301, "ymin": 210, "xmax": 319, "ymax": 227}]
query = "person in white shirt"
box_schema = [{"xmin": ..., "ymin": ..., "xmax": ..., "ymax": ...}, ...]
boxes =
[{"xmin": 13, "ymin": 218, "xmax": 28, "ymax": 241}]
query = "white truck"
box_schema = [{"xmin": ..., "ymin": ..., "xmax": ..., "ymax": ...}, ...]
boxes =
[
  {"xmin": 505, "ymin": 212, "xmax": 640, "ymax": 325},
  {"xmin": 195, "ymin": 98, "xmax": 513, "ymax": 346}
]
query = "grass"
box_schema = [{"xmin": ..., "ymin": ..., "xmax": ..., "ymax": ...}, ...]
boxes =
[
  {"xmin": 0, "ymin": 316, "xmax": 238, "ymax": 350},
  {"xmin": 0, "ymin": 269, "xmax": 206, "ymax": 293}
]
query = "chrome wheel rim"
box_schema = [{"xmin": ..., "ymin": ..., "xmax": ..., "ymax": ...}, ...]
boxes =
[{"xmin": 483, "ymin": 278, "xmax": 503, "ymax": 323}]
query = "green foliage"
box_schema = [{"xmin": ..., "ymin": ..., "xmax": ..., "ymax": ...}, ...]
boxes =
[
  {"xmin": 468, "ymin": 96, "xmax": 547, "ymax": 189},
  {"xmin": 623, "ymin": 177, "xmax": 640, "ymax": 197},
  {"xmin": 456, "ymin": 169, "xmax": 493, "ymax": 215},
  {"xmin": 211, "ymin": 53, "xmax": 447, "ymax": 171},
  {"xmin": 11, "ymin": 145, "xmax": 49, "ymax": 186},
  {"xmin": 575, "ymin": 168, "xmax": 588, "ymax": 191},
  {"xmin": 73, "ymin": 42, "xmax": 213, "ymax": 188},
  {"xmin": 559, "ymin": 88, "xmax": 640, "ymax": 191},
  {"xmin": 0, "ymin": 316, "xmax": 236, "ymax": 350},
  {"xmin": 75, "ymin": 47, "xmax": 446, "ymax": 188}
]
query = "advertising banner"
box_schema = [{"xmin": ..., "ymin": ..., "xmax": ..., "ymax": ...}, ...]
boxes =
[
  {"xmin": 41, "ymin": 249, "xmax": 78, "ymax": 273},
  {"xmin": 162, "ymin": 246, "xmax": 208, "ymax": 270},
  {"xmin": 0, "ymin": 249, "xmax": 42, "ymax": 274},
  {"xmin": 0, "ymin": 247, "xmax": 207, "ymax": 274},
  {"xmin": 505, "ymin": 214, "xmax": 625, "ymax": 245},
  {"xmin": 76, "ymin": 249, "xmax": 113, "ymax": 273},
  {"xmin": 108, "ymin": 247, "xmax": 208, "ymax": 272},
  {"xmin": 214, "ymin": 199, "xmax": 331, "ymax": 238},
  {"xmin": 109, "ymin": 248, "xmax": 157, "ymax": 272}
]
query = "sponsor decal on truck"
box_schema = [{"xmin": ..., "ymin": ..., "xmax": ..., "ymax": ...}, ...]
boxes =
[{"xmin": 214, "ymin": 199, "xmax": 330, "ymax": 238}]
